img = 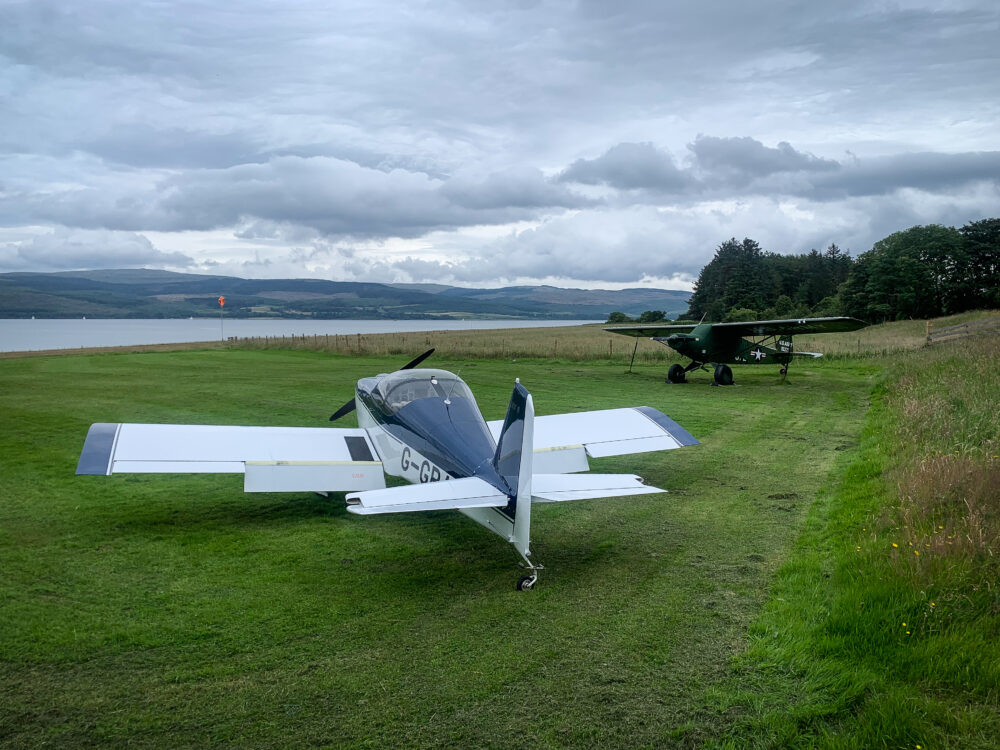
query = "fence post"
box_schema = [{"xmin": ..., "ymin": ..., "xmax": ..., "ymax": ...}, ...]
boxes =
[{"xmin": 926, "ymin": 320, "xmax": 932, "ymax": 346}]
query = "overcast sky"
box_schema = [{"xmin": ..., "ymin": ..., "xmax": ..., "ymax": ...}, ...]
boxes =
[{"xmin": 1, "ymin": 0, "xmax": 998, "ymax": 290}]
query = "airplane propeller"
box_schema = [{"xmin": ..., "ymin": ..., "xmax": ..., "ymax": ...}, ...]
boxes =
[
  {"xmin": 399, "ymin": 348, "xmax": 436, "ymax": 371},
  {"xmin": 329, "ymin": 348, "xmax": 435, "ymax": 422},
  {"xmin": 329, "ymin": 399, "xmax": 358, "ymax": 423}
]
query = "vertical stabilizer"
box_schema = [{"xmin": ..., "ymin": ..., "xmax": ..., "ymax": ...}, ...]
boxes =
[{"xmin": 493, "ymin": 381, "xmax": 534, "ymax": 558}]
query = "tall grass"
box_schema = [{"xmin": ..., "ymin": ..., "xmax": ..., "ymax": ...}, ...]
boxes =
[
  {"xmin": 796, "ymin": 309, "xmax": 1000, "ymax": 359},
  {"xmin": 884, "ymin": 335, "xmax": 1000, "ymax": 615},
  {"xmin": 232, "ymin": 323, "xmax": 681, "ymax": 364},
  {"xmin": 232, "ymin": 310, "xmax": 999, "ymax": 365},
  {"xmin": 715, "ymin": 332, "xmax": 1000, "ymax": 748}
]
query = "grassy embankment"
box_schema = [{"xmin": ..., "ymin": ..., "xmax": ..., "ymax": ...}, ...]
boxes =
[
  {"xmin": 711, "ymin": 327, "xmax": 1000, "ymax": 749},
  {"xmin": 0, "ymin": 314, "xmax": 996, "ymax": 747}
]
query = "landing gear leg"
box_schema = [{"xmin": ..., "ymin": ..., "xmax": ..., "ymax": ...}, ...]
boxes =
[
  {"xmin": 515, "ymin": 551, "xmax": 544, "ymax": 591},
  {"xmin": 668, "ymin": 361, "xmax": 703, "ymax": 384}
]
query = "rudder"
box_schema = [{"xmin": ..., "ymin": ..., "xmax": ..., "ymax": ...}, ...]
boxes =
[{"xmin": 493, "ymin": 380, "xmax": 534, "ymax": 558}]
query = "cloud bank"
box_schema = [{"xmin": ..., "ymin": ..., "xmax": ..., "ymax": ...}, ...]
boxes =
[{"xmin": 1, "ymin": 0, "xmax": 997, "ymax": 287}]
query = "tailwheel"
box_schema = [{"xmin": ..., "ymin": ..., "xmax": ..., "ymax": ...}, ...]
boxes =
[
  {"xmin": 713, "ymin": 364, "xmax": 734, "ymax": 386},
  {"xmin": 516, "ymin": 555, "xmax": 543, "ymax": 591},
  {"xmin": 667, "ymin": 363, "xmax": 687, "ymax": 384}
]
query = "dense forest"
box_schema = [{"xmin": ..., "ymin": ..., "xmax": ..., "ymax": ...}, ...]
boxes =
[{"xmin": 615, "ymin": 217, "xmax": 999, "ymax": 324}]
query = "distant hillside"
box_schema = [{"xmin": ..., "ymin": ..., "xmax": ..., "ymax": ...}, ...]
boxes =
[{"xmin": 0, "ymin": 270, "xmax": 690, "ymax": 320}]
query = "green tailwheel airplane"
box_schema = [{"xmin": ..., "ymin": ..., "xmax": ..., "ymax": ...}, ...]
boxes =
[{"xmin": 607, "ymin": 316, "xmax": 868, "ymax": 386}]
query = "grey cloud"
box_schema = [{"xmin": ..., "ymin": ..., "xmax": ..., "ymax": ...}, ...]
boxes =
[
  {"xmin": 559, "ymin": 143, "xmax": 691, "ymax": 192},
  {"xmin": 1, "ymin": 1, "xmax": 997, "ymax": 283},
  {"xmin": 556, "ymin": 138, "xmax": 1000, "ymax": 207},
  {"xmin": 812, "ymin": 151, "xmax": 1000, "ymax": 199},
  {"xmin": 159, "ymin": 157, "xmax": 454, "ymax": 236},
  {"xmin": 0, "ymin": 228, "xmax": 191, "ymax": 271},
  {"xmin": 689, "ymin": 136, "xmax": 839, "ymax": 182},
  {"xmin": 425, "ymin": 207, "xmax": 713, "ymax": 284},
  {"xmin": 83, "ymin": 126, "xmax": 265, "ymax": 169},
  {"xmin": 4, "ymin": 155, "xmax": 588, "ymax": 238},
  {"xmin": 159, "ymin": 157, "xmax": 586, "ymax": 237},
  {"xmin": 441, "ymin": 166, "xmax": 593, "ymax": 210}
]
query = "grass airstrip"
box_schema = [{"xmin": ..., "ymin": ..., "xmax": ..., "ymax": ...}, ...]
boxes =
[{"xmin": 1, "ymin": 315, "xmax": 997, "ymax": 748}]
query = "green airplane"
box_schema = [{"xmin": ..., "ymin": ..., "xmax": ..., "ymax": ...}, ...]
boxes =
[{"xmin": 606, "ymin": 316, "xmax": 868, "ymax": 385}]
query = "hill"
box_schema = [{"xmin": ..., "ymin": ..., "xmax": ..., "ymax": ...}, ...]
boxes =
[{"xmin": 0, "ymin": 269, "xmax": 690, "ymax": 320}]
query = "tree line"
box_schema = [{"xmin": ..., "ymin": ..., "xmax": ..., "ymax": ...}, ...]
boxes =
[{"xmin": 608, "ymin": 218, "xmax": 999, "ymax": 324}]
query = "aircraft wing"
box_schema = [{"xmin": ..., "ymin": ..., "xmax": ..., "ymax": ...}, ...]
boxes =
[
  {"xmin": 488, "ymin": 406, "xmax": 698, "ymax": 472},
  {"xmin": 75, "ymin": 422, "xmax": 386, "ymax": 492},
  {"xmin": 708, "ymin": 316, "xmax": 868, "ymax": 336},
  {"xmin": 605, "ymin": 324, "xmax": 697, "ymax": 337}
]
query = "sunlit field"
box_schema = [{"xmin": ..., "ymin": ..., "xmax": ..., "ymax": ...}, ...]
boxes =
[{"xmin": 1, "ymin": 315, "xmax": 996, "ymax": 748}]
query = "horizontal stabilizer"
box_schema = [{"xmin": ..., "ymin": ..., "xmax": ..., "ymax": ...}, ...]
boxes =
[
  {"xmin": 790, "ymin": 351, "xmax": 823, "ymax": 359},
  {"xmin": 488, "ymin": 406, "xmax": 697, "ymax": 462},
  {"xmin": 346, "ymin": 476, "xmax": 509, "ymax": 515},
  {"xmin": 531, "ymin": 473, "xmax": 663, "ymax": 503}
]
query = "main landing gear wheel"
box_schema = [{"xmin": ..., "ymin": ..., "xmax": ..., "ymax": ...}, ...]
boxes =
[
  {"xmin": 713, "ymin": 364, "xmax": 734, "ymax": 386},
  {"xmin": 667, "ymin": 363, "xmax": 687, "ymax": 384},
  {"xmin": 516, "ymin": 574, "xmax": 537, "ymax": 591}
]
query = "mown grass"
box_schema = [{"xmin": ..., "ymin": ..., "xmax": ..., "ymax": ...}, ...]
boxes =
[
  {"xmin": 0, "ymin": 340, "xmax": 873, "ymax": 748},
  {"xmin": 1, "ymin": 318, "xmax": 996, "ymax": 748}
]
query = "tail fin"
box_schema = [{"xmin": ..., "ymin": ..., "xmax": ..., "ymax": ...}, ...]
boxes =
[{"xmin": 493, "ymin": 380, "xmax": 534, "ymax": 557}]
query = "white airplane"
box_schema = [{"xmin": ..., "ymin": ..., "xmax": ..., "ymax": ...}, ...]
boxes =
[{"xmin": 76, "ymin": 350, "xmax": 698, "ymax": 589}]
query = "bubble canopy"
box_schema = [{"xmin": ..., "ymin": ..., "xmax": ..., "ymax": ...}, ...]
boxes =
[{"xmin": 373, "ymin": 369, "xmax": 477, "ymax": 414}]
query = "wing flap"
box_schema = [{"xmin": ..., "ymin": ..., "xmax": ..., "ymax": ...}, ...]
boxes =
[
  {"xmin": 531, "ymin": 473, "xmax": 663, "ymax": 502},
  {"xmin": 76, "ymin": 423, "xmax": 385, "ymax": 491},
  {"xmin": 345, "ymin": 476, "xmax": 508, "ymax": 515},
  {"xmin": 532, "ymin": 444, "xmax": 590, "ymax": 473},
  {"xmin": 244, "ymin": 460, "xmax": 384, "ymax": 493}
]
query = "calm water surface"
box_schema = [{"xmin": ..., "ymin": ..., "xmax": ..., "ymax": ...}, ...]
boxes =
[{"xmin": 0, "ymin": 318, "xmax": 600, "ymax": 353}]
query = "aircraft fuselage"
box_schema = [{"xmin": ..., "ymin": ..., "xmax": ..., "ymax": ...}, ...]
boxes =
[
  {"xmin": 658, "ymin": 323, "xmax": 793, "ymax": 366},
  {"xmin": 353, "ymin": 368, "xmax": 520, "ymax": 541}
]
